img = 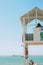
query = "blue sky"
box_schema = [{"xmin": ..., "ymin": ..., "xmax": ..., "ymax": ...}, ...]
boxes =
[{"xmin": 0, "ymin": 0, "xmax": 43, "ymax": 56}]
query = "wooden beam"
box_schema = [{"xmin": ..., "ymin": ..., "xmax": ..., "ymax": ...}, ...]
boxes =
[
  {"xmin": 24, "ymin": 16, "xmax": 43, "ymax": 19},
  {"xmin": 25, "ymin": 41, "xmax": 43, "ymax": 45}
]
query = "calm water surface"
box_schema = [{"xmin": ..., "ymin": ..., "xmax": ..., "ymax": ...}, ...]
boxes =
[{"xmin": 0, "ymin": 56, "xmax": 43, "ymax": 65}]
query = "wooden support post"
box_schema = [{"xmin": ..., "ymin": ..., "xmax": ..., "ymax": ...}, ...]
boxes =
[
  {"xmin": 24, "ymin": 44, "xmax": 28, "ymax": 65},
  {"xmin": 23, "ymin": 17, "xmax": 28, "ymax": 65}
]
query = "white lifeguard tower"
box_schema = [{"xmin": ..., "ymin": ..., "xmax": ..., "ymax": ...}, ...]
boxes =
[{"xmin": 20, "ymin": 7, "xmax": 43, "ymax": 65}]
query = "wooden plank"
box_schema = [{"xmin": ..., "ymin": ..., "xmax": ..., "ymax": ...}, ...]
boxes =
[{"xmin": 25, "ymin": 41, "xmax": 43, "ymax": 45}]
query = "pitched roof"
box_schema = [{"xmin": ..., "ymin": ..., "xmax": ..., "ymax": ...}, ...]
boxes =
[{"xmin": 20, "ymin": 7, "xmax": 43, "ymax": 25}]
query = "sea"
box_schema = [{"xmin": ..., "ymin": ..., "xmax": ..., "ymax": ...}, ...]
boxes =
[{"xmin": 0, "ymin": 56, "xmax": 43, "ymax": 65}]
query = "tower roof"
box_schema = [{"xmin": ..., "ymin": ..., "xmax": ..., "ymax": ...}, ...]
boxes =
[{"xmin": 20, "ymin": 7, "xmax": 43, "ymax": 25}]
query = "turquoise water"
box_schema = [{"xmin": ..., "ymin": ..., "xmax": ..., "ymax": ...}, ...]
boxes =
[{"xmin": 0, "ymin": 56, "xmax": 43, "ymax": 65}]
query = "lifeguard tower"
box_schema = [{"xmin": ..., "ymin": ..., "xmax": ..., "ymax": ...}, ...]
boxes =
[{"xmin": 20, "ymin": 7, "xmax": 43, "ymax": 65}]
